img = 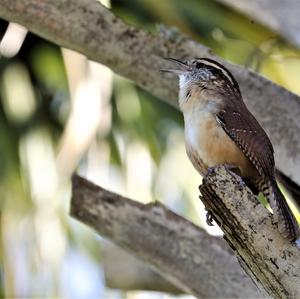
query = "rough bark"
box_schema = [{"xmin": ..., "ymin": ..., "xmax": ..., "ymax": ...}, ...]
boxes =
[
  {"xmin": 1, "ymin": 0, "xmax": 300, "ymax": 185},
  {"xmin": 2, "ymin": 1, "xmax": 300, "ymax": 295},
  {"xmin": 217, "ymin": 0, "xmax": 300, "ymax": 48},
  {"xmin": 199, "ymin": 166, "xmax": 300, "ymax": 299},
  {"xmin": 71, "ymin": 174, "xmax": 263, "ymax": 299}
]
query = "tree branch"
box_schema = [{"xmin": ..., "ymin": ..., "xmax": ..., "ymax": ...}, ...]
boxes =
[
  {"xmin": 216, "ymin": 0, "xmax": 300, "ymax": 48},
  {"xmin": 101, "ymin": 242, "xmax": 183, "ymax": 294},
  {"xmin": 1, "ymin": 0, "xmax": 300, "ymax": 184},
  {"xmin": 200, "ymin": 166, "xmax": 300, "ymax": 299},
  {"xmin": 70, "ymin": 174, "xmax": 263, "ymax": 298}
]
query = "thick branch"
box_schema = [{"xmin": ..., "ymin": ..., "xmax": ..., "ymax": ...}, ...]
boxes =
[
  {"xmin": 70, "ymin": 175, "xmax": 262, "ymax": 298},
  {"xmin": 217, "ymin": 0, "xmax": 300, "ymax": 48},
  {"xmin": 101, "ymin": 242, "xmax": 183, "ymax": 294},
  {"xmin": 200, "ymin": 166, "xmax": 300, "ymax": 299},
  {"xmin": 1, "ymin": 0, "xmax": 300, "ymax": 184}
]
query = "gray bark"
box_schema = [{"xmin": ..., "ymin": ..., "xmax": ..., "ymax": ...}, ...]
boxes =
[
  {"xmin": 1, "ymin": 0, "xmax": 300, "ymax": 185},
  {"xmin": 199, "ymin": 166, "xmax": 300, "ymax": 299},
  {"xmin": 102, "ymin": 242, "xmax": 183, "ymax": 294},
  {"xmin": 71, "ymin": 174, "xmax": 263, "ymax": 299},
  {"xmin": 2, "ymin": 1, "xmax": 300, "ymax": 297}
]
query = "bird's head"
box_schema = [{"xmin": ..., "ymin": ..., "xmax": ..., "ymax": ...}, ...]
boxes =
[{"xmin": 162, "ymin": 57, "xmax": 241, "ymax": 110}]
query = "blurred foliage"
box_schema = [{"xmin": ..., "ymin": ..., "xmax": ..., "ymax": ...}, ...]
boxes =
[{"xmin": 0, "ymin": 0, "xmax": 299, "ymax": 298}]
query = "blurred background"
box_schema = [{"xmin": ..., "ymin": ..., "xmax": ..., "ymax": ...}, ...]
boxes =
[{"xmin": 0, "ymin": 0, "xmax": 300, "ymax": 298}]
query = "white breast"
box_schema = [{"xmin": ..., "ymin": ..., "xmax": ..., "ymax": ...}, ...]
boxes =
[
  {"xmin": 185, "ymin": 115, "xmax": 201, "ymax": 149},
  {"xmin": 183, "ymin": 102, "xmax": 219, "ymax": 167},
  {"xmin": 185, "ymin": 111, "xmax": 207, "ymax": 154}
]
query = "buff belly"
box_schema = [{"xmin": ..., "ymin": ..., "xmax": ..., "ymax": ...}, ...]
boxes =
[{"xmin": 184, "ymin": 112, "xmax": 256, "ymax": 179}]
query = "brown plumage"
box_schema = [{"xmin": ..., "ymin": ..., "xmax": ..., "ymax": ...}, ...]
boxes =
[
  {"xmin": 217, "ymin": 92, "xmax": 299, "ymax": 240},
  {"xmin": 163, "ymin": 57, "xmax": 300, "ymax": 241}
]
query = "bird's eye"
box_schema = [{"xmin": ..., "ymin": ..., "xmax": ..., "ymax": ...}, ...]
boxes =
[{"xmin": 195, "ymin": 62, "xmax": 203, "ymax": 69}]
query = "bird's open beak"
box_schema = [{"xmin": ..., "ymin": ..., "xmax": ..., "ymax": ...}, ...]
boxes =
[{"xmin": 160, "ymin": 57, "xmax": 191, "ymax": 75}]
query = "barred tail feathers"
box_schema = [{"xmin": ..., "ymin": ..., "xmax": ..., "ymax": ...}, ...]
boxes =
[{"xmin": 265, "ymin": 179, "xmax": 300, "ymax": 241}]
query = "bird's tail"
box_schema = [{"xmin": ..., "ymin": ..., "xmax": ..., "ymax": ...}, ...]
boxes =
[{"xmin": 264, "ymin": 179, "xmax": 300, "ymax": 241}]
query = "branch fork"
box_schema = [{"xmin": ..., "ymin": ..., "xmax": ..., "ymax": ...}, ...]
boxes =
[{"xmin": 71, "ymin": 166, "xmax": 300, "ymax": 298}]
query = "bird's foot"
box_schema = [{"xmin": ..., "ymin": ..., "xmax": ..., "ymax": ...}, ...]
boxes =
[
  {"xmin": 207, "ymin": 166, "xmax": 215, "ymax": 175},
  {"xmin": 222, "ymin": 164, "xmax": 246, "ymax": 191},
  {"xmin": 206, "ymin": 209, "xmax": 214, "ymax": 226}
]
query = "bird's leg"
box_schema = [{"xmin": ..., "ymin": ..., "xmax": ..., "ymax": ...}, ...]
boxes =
[
  {"xmin": 223, "ymin": 164, "xmax": 246, "ymax": 190},
  {"xmin": 206, "ymin": 164, "xmax": 246, "ymax": 191},
  {"xmin": 203, "ymin": 164, "xmax": 244, "ymax": 227},
  {"xmin": 207, "ymin": 166, "xmax": 216, "ymax": 175},
  {"xmin": 205, "ymin": 208, "xmax": 214, "ymax": 226}
]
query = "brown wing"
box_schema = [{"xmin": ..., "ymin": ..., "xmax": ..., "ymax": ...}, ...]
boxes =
[
  {"xmin": 216, "ymin": 100, "xmax": 275, "ymax": 179},
  {"xmin": 217, "ymin": 98, "xmax": 299, "ymax": 240}
]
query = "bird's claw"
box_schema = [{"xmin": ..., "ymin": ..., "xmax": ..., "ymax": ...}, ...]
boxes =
[
  {"xmin": 222, "ymin": 164, "xmax": 245, "ymax": 191},
  {"xmin": 207, "ymin": 166, "xmax": 215, "ymax": 175},
  {"xmin": 230, "ymin": 172, "xmax": 246, "ymax": 191},
  {"xmin": 206, "ymin": 210, "xmax": 214, "ymax": 226}
]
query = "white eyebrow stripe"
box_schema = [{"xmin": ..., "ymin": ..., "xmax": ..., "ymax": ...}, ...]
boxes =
[{"xmin": 198, "ymin": 60, "xmax": 235, "ymax": 86}]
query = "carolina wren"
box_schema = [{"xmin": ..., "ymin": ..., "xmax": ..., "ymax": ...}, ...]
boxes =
[{"xmin": 163, "ymin": 57, "xmax": 300, "ymax": 241}]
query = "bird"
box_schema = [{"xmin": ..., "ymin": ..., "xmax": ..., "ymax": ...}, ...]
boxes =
[{"xmin": 162, "ymin": 57, "xmax": 300, "ymax": 241}]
